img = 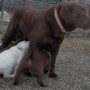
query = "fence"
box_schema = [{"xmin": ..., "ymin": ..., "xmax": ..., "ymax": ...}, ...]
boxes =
[{"xmin": 0, "ymin": 0, "xmax": 90, "ymax": 38}]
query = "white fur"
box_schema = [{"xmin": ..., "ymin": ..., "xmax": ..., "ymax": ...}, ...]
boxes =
[
  {"xmin": 0, "ymin": 11, "xmax": 10, "ymax": 22},
  {"xmin": 0, "ymin": 41, "xmax": 29, "ymax": 78}
]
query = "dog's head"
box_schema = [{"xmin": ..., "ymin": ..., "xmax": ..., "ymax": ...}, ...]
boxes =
[
  {"xmin": 59, "ymin": 2, "xmax": 90, "ymax": 30},
  {"xmin": 16, "ymin": 41, "xmax": 29, "ymax": 54}
]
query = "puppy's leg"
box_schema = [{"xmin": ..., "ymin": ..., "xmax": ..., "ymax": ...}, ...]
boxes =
[
  {"xmin": 13, "ymin": 65, "xmax": 19, "ymax": 76},
  {"xmin": 3, "ymin": 68, "xmax": 13, "ymax": 78},
  {"xmin": 8, "ymin": 74, "xmax": 15, "ymax": 78}
]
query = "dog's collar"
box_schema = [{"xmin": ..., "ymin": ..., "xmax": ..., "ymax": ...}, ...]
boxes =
[{"xmin": 54, "ymin": 8, "xmax": 66, "ymax": 33}]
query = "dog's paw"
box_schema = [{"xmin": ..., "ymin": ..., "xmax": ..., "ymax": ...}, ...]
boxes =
[
  {"xmin": 38, "ymin": 80, "xmax": 48, "ymax": 87},
  {"xmin": 13, "ymin": 80, "xmax": 19, "ymax": 85},
  {"xmin": 49, "ymin": 73, "xmax": 57, "ymax": 78},
  {"xmin": 39, "ymin": 83, "xmax": 48, "ymax": 87}
]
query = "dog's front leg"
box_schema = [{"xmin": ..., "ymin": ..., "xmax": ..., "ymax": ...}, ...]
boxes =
[
  {"xmin": 49, "ymin": 48, "xmax": 59, "ymax": 78},
  {"xmin": 49, "ymin": 55, "xmax": 57, "ymax": 78}
]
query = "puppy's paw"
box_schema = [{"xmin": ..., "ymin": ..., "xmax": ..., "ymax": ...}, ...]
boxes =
[
  {"xmin": 9, "ymin": 74, "xmax": 15, "ymax": 78},
  {"xmin": 49, "ymin": 73, "xmax": 57, "ymax": 78}
]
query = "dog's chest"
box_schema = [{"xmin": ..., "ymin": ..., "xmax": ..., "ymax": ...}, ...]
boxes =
[{"xmin": 38, "ymin": 32, "xmax": 64, "ymax": 54}]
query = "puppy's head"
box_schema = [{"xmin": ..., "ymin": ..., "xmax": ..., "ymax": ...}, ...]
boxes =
[
  {"xmin": 17, "ymin": 41, "xmax": 29, "ymax": 54},
  {"xmin": 59, "ymin": 2, "xmax": 90, "ymax": 29}
]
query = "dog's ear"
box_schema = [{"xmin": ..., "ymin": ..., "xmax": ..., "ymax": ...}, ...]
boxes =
[{"xmin": 60, "ymin": 4, "xmax": 74, "ymax": 23}]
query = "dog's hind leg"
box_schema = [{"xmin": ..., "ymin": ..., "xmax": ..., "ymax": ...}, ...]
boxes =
[
  {"xmin": 32, "ymin": 66, "xmax": 47, "ymax": 87},
  {"xmin": 14, "ymin": 60, "xmax": 31, "ymax": 85},
  {"xmin": 31, "ymin": 50, "xmax": 49, "ymax": 87},
  {"xmin": 13, "ymin": 51, "xmax": 31, "ymax": 85}
]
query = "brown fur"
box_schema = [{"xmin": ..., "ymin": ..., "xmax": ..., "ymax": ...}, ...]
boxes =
[
  {"xmin": 14, "ymin": 50, "xmax": 51, "ymax": 87},
  {"xmin": 0, "ymin": 2, "xmax": 90, "ymax": 86}
]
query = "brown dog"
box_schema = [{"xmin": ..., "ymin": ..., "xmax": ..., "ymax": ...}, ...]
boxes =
[{"xmin": 0, "ymin": 2, "xmax": 90, "ymax": 86}]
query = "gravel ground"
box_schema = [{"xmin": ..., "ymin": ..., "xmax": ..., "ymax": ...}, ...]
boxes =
[{"xmin": 0, "ymin": 38, "xmax": 90, "ymax": 90}]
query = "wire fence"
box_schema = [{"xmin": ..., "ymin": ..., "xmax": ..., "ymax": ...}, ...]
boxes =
[{"xmin": 0, "ymin": 0, "xmax": 90, "ymax": 37}]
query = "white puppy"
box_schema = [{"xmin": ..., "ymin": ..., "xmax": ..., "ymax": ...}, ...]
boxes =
[{"xmin": 0, "ymin": 41, "xmax": 29, "ymax": 78}]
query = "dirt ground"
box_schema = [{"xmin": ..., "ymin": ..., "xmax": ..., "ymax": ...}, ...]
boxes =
[{"xmin": 0, "ymin": 38, "xmax": 90, "ymax": 90}]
